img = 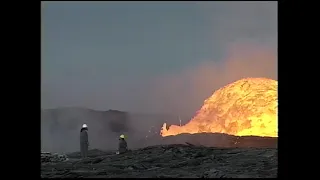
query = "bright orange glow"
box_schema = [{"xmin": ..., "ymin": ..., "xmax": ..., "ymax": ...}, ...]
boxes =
[{"xmin": 161, "ymin": 78, "xmax": 278, "ymax": 137}]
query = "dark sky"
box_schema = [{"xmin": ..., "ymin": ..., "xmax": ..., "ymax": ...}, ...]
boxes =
[{"xmin": 41, "ymin": 1, "xmax": 277, "ymax": 117}]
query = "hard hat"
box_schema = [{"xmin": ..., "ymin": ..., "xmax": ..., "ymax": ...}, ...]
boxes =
[
  {"xmin": 82, "ymin": 124, "xmax": 88, "ymax": 128},
  {"xmin": 120, "ymin": 134, "xmax": 125, "ymax": 139}
]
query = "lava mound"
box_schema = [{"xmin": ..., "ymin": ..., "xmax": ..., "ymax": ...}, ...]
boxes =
[{"xmin": 162, "ymin": 78, "xmax": 278, "ymax": 137}]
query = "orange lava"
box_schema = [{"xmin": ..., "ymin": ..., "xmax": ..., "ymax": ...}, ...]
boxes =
[{"xmin": 161, "ymin": 78, "xmax": 278, "ymax": 137}]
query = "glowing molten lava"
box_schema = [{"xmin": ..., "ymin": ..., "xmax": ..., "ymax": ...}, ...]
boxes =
[{"xmin": 161, "ymin": 78, "xmax": 278, "ymax": 137}]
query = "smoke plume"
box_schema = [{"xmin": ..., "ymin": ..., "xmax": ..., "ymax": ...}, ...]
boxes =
[{"xmin": 145, "ymin": 42, "xmax": 277, "ymax": 119}]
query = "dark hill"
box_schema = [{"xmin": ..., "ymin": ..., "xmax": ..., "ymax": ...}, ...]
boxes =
[{"xmin": 41, "ymin": 107, "xmax": 179, "ymax": 152}]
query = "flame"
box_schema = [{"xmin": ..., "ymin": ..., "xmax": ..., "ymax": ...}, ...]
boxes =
[{"xmin": 161, "ymin": 78, "xmax": 278, "ymax": 137}]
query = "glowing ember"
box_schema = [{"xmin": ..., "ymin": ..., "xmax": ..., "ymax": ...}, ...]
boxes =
[{"xmin": 161, "ymin": 78, "xmax": 278, "ymax": 137}]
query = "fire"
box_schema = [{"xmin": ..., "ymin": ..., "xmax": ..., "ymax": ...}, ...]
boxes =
[{"xmin": 161, "ymin": 78, "xmax": 278, "ymax": 137}]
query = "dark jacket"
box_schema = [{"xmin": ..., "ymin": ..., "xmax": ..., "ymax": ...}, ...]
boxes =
[
  {"xmin": 118, "ymin": 138, "xmax": 127, "ymax": 154},
  {"xmin": 80, "ymin": 128, "xmax": 89, "ymax": 158},
  {"xmin": 80, "ymin": 128, "xmax": 89, "ymax": 145}
]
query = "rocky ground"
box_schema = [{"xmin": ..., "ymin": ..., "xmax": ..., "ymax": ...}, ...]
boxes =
[
  {"xmin": 143, "ymin": 133, "xmax": 278, "ymax": 148},
  {"xmin": 41, "ymin": 144, "xmax": 277, "ymax": 178},
  {"xmin": 41, "ymin": 151, "xmax": 69, "ymax": 163}
]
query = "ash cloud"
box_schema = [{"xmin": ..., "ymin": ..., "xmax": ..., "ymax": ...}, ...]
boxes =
[
  {"xmin": 145, "ymin": 42, "xmax": 277, "ymax": 119},
  {"xmin": 142, "ymin": 2, "xmax": 277, "ymax": 118}
]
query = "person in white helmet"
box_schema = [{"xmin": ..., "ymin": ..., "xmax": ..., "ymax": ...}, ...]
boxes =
[
  {"xmin": 80, "ymin": 123, "xmax": 89, "ymax": 159},
  {"xmin": 118, "ymin": 134, "xmax": 128, "ymax": 154}
]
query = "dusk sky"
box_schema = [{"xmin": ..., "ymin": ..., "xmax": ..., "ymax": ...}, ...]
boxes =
[{"xmin": 41, "ymin": 1, "xmax": 277, "ymax": 117}]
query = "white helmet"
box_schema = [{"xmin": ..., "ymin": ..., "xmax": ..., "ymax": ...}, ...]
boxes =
[{"xmin": 82, "ymin": 124, "xmax": 88, "ymax": 128}]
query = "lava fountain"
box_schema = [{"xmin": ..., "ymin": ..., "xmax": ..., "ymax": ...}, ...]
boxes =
[{"xmin": 161, "ymin": 78, "xmax": 278, "ymax": 137}]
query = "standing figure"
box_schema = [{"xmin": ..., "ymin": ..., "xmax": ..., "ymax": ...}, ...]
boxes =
[
  {"xmin": 118, "ymin": 134, "xmax": 128, "ymax": 154},
  {"xmin": 80, "ymin": 123, "xmax": 89, "ymax": 159}
]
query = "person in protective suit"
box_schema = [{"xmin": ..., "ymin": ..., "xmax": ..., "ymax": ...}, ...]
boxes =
[
  {"xmin": 80, "ymin": 124, "xmax": 89, "ymax": 159},
  {"xmin": 118, "ymin": 134, "xmax": 128, "ymax": 154}
]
